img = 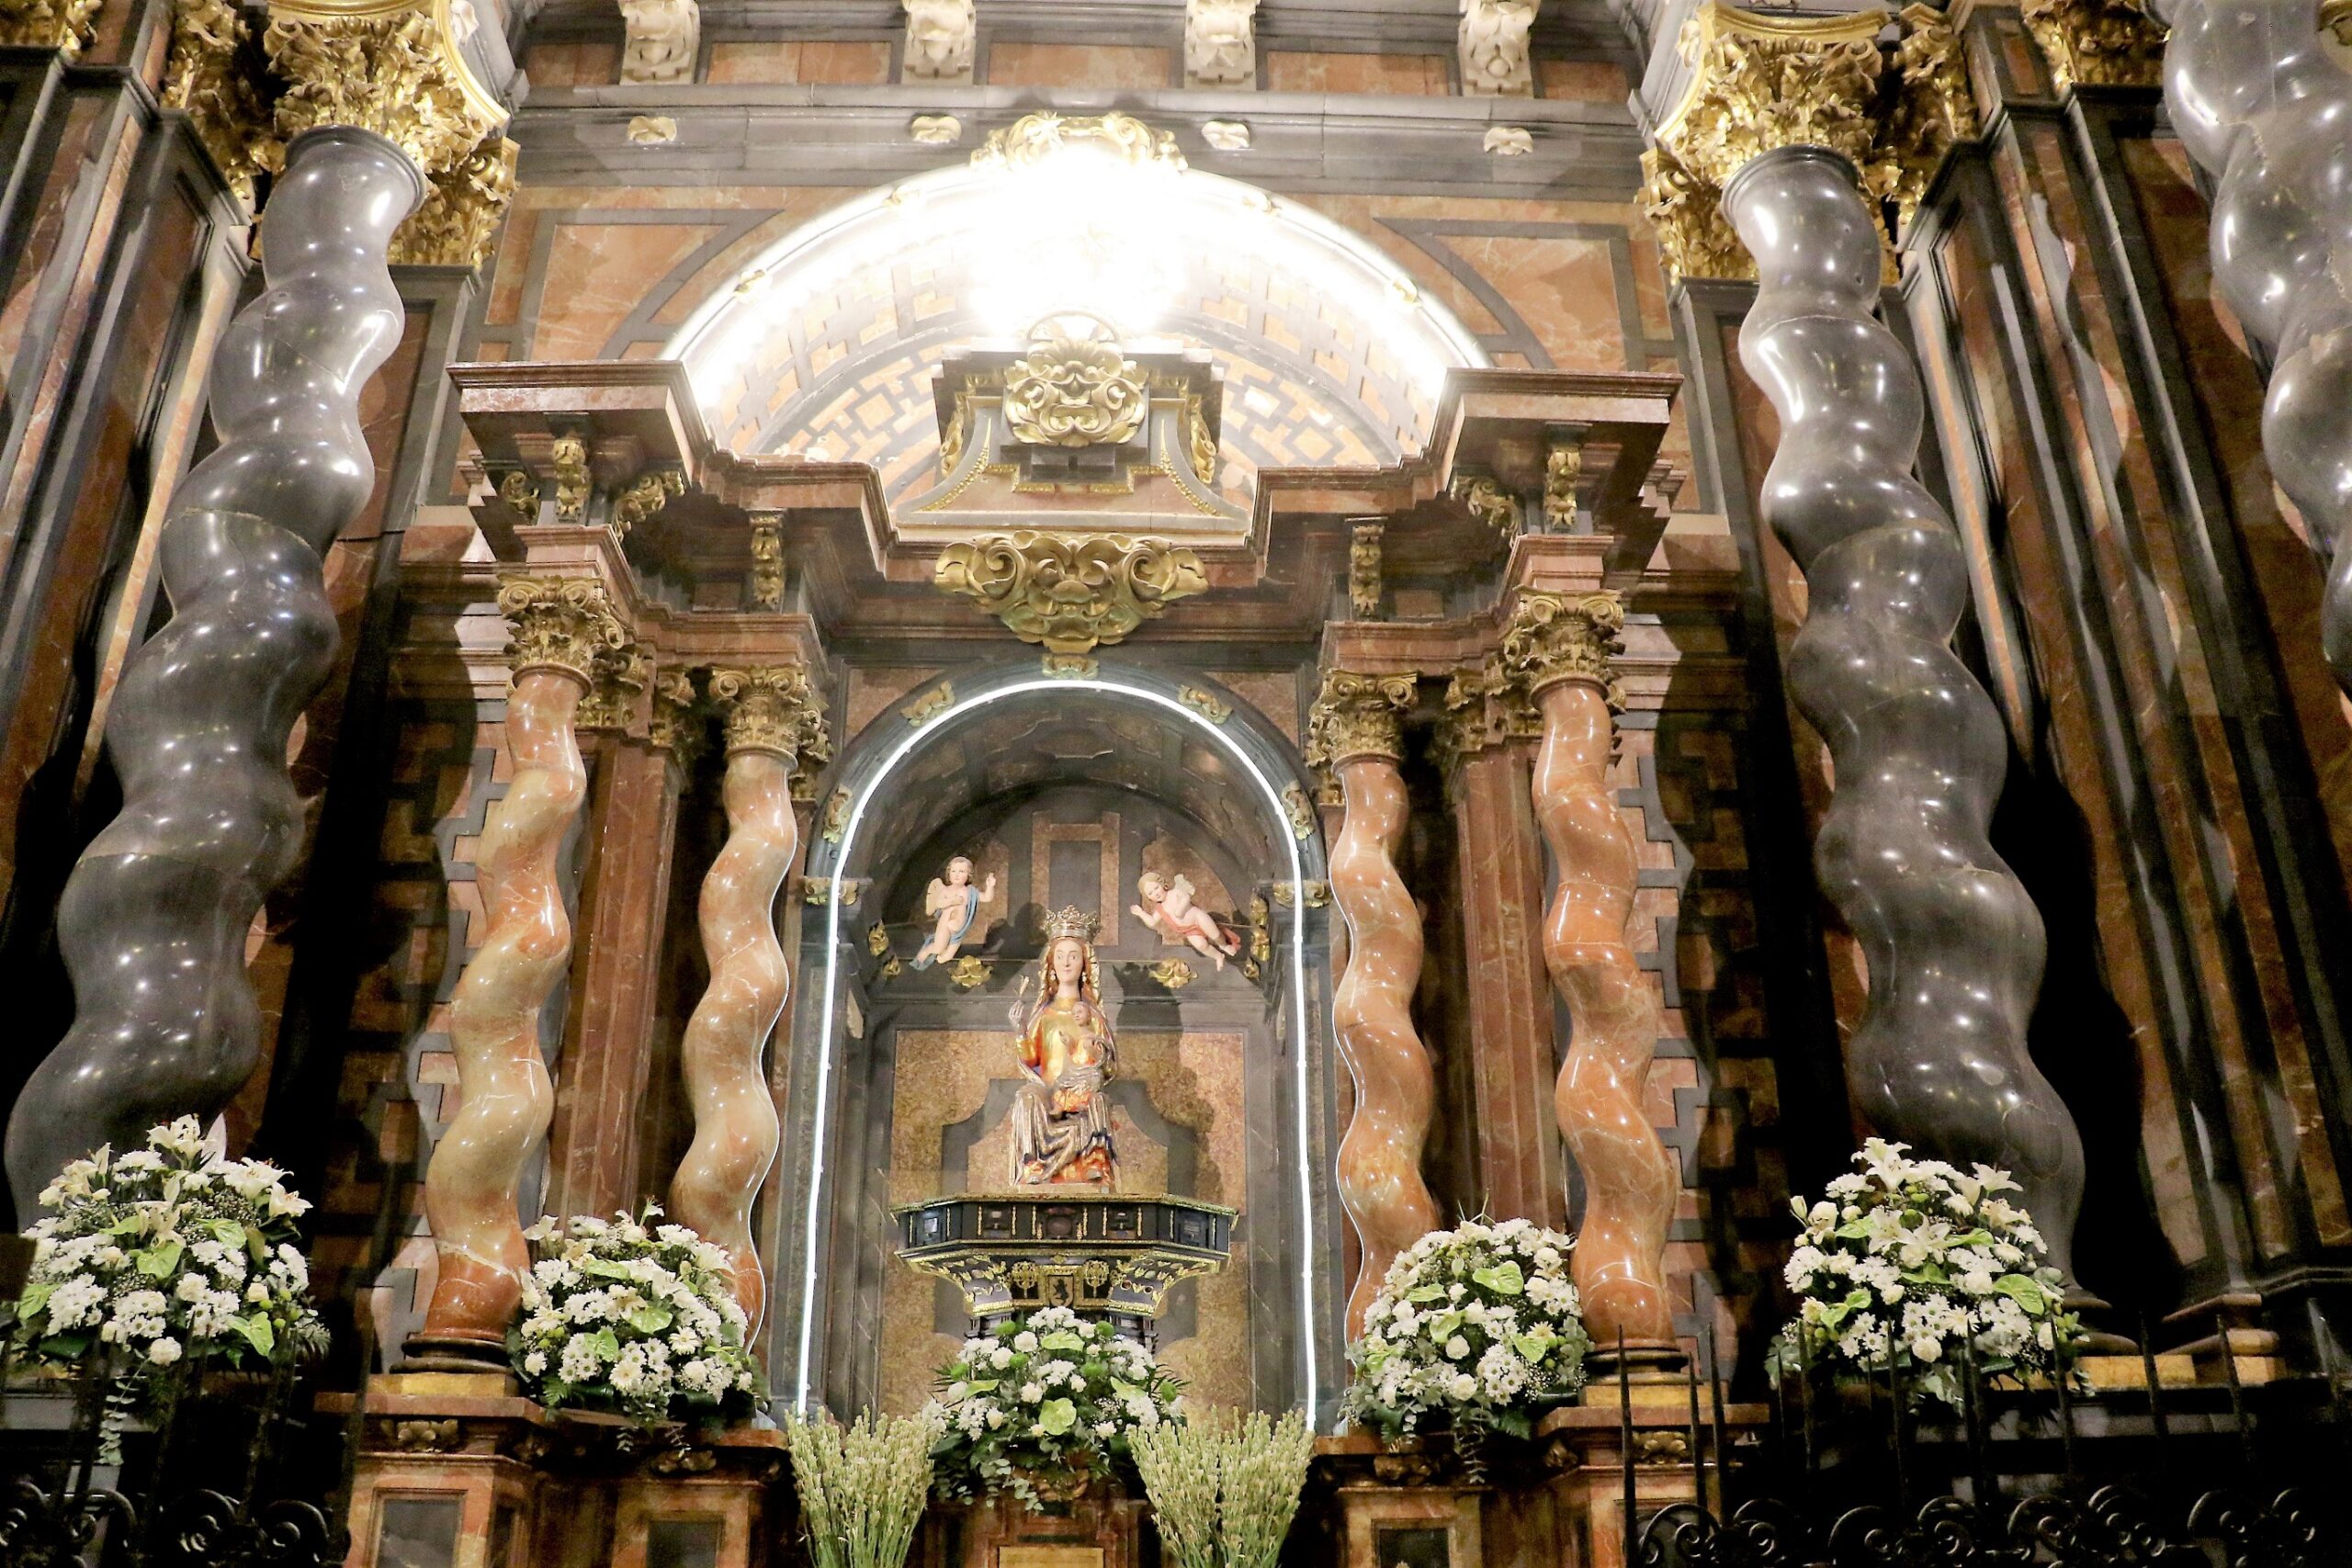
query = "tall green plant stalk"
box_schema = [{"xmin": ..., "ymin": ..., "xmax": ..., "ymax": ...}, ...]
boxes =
[
  {"xmin": 786, "ymin": 1408, "xmax": 942, "ymax": 1568},
  {"xmin": 1134, "ymin": 1409, "xmax": 1314, "ymax": 1568},
  {"xmin": 1132, "ymin": 1416, "xmax": 1222, "ymax": 1568},
  {"xmin": 1220, "ymin": 1412, "xmax": 1313, "ymax": 1568}
]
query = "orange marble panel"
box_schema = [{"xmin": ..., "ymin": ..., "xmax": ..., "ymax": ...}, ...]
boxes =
[
  {"xmin": 1265, "ymin": 51, "xmax": 1451, "ymax": 94},
  {"xmin": 986, "ymin": 42, "xmax": 1171, "ymax": 88},
  {"xmin": 523, "ymin": 39, "xmax": 619, "ymax": 85},
  {"xmin": 530, "ymin": 221, "xmax": 725, "ymax": 361},
  {"xmin": 1538, "ymin": 58, "xmax": 1630, "ymax": 100}
]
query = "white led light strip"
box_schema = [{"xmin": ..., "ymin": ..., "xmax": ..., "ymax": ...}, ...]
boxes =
[{"xmin": 791, "ymin": 675, "xmax": 1323, "ymax": 1420}]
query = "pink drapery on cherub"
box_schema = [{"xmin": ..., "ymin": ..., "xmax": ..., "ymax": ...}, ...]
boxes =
[{"xmin": 1131, "ymin": 871, "xmax": 1242, "ymax": 969}]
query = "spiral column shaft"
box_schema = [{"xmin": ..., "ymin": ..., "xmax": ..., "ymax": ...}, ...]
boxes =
[
  {"xmin": 2153, "ymin": 0, "xmax": 2352, "ymax": 694},
  {"xmin": 412, "ymin": 579, "xmax": 620, "ymax": 1359},
  {"xmin": 1309, "ymin": 671, "xmax": 1439, "ymax": 1336},
  {"xmin": 1511, "ymin": 592, "xmax": 1678, "ymax": 1351},
  {"xmin": 2, "ymin": 128, "xmax": 424, "ymax": 1214},
  {"xmin": 1722, "ymin": 146, "xmax": 2084, "ymax": 1274},
  {"xmin": 671, "ymin": 666, "xmax": 825, "ymax": 1336}
]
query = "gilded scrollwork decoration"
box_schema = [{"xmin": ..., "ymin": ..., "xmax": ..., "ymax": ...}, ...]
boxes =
[
  {"xmin": 1001, "ymin": 331, "xmax": 1150, "ymax": 449},
  {"xmin": 933, "ymin": 532, "xmax": 1208, "ymax": 655},
  {"xmin": 389, "ymin": 136, "xmax": 518, "ymax": 269}
]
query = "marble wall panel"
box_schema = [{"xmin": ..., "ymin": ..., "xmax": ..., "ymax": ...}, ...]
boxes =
[
  {"xmin": 1264, "ymin": 51, "xmax": 1452, "ymax": 95},
  {"xmin": 986, "ymin": 43, "xmax": 1172, "ymax": 89}
]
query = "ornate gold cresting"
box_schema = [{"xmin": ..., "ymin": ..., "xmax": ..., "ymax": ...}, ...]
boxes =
[
  {"xmin": 2021, "ymin": 0, "xmax": 2165, "ymax": 91},
  {"xmin": 496, "ymin": 577, "xmax": 627, "ymax": 686},
  {"xmin": 933, "ymin": 532, "xmax": 1208, "ymax": 655},
  {"xmin": 1002, "ymin": 334, "xmax": 1149, "ymax": 448},
  {"xmin": 1639, "ymin": 3, "xmax": 1984, "ymax": 282},
  {"xmin": 1305, "ymin": 670, "xmax": 1418, "ymax": 791},
  {"xmin": 262, "ymin": 0, "xmax": 503, "ymax": 176},
  {"xmin": 1500, "ymin": 590, "xmax": 1626, "ymax": 709},
  {"xmin": 708, "ymin": 665, "xmax": 830, "ymax": 762},
  {"xmin": 972, "ymin": 110, "xmax": 1187, "ymax": 174},
  {"xmin": 389, "ymin": 137, "xmax": 519, "ymax": 269},
  {"xmin": 0, "ymin": 0, "xmax": 99, "ymax": 56}
]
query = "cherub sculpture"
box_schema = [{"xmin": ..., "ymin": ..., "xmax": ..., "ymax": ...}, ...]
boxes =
[
  {"xmin": 1132, "ymin": 871, "xmax": 1242, "ymax": 970},
  {"xmin": 910, "ymin": 855, "xmax": 997, "ymax": 969}
]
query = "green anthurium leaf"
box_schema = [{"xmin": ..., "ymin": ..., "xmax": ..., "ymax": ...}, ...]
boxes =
[
  {"xmin": 1408, "ymin": 1285, "xmax": 1446, "ymax": 1303},
  {"xmin": 245, "ymin": 1225, "xmax": 270, "ymax": 1265},
  {"xmin": 1471, "ymin": 1261, "xmax": 1525, "ymax": 1296},
  {"xmin": 137, "ymin": 1241, "xmax": 184, "ymax": 1280},
  {"xmin": 626, "ymin": 1303, "xmax": 673, "ymax": 1336},
  {"xmin": 235, "ymin": 1315, "xmax": 275, "ymax": 1357},
  {"xmin": 1994, "ymin": 1275, "xmax": 2048, "ymax": 1315},
  {"xmin": 1430, "ymin": 1313, "xmax": 1464, "ymax": 1342},
  {"xmin": 1511, "ymin": 1333, "xmax": 1552, "ymax": 1362},
  {"xmin": 963, "ymin": 1379, "xmax": 1000, "ymax": 1395},
  {"xmin": 1037, "ymin": 1398, "xmax": 1077, "ymax": 1436},
  {"xmin": 579, "ymin": 1258, "xmax": 636, "ymax": 1281},
  {"xmin": 1040, "ymin": 1330, "xmax": 1086, "ymax": 1351},
  {"xmin": 592, "ymin": 1327, "xmax": 621, "ymax": 1360},
  {"xmin": 18, "ymin": 1282, "xmax": 54, "ymax": 1320},
  {"xmin": 205, "ymin": 1219, "xmax": 244, "ymax": 1248}
]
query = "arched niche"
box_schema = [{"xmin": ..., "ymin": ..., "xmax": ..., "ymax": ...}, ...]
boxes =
[{"xmin": 765, "ymin": 660, "xmax": 1343, "ymax": 1423}]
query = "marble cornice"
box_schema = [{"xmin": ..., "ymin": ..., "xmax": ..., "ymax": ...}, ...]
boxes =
[{"xmin": 503, "ymin": 87, "xmax": 1649, "ymax": 197}]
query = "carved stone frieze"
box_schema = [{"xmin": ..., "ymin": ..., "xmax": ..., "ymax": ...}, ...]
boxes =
[
  {"xmin": 162, "ymin": 0, "xmax": 272, "ymax": 198},
  {"xmin": 388, "ymin": 137, "xmax": 516, "ymax": 269},
  {"xmin": 0, "ymin": 0, "xmax": 99, "ymax": 57},
  {"xmin": 619, "ymin": 0, "xmax": 698, "ymax": 85},
  {"xmin": 1002, "ymin": 335, "xmax": 1149, "ymax": 448},
  {"xmin": 974, "ymin": 111, "xmax": 1185, "ymax": 174},
  {"xmin": 708, "ymin": 664, "xmax": 829, "ymax": 763},
  {"xmin": 263, "ymin": 5, "xmax": 503, "ymax": 177},
  {"xmin": 1500, "ymin": 590, "xmax": 1625, "ymax": 706},
  {"xmin": 748, "ymin": 515, "xmax": 785, "ymax": 609},
  {"xmin": 609, "ymin": 466, "xmax": 684, "ymax": 538},
  {"xmin": 497, "ymin": 577, "xmax": 626, "ymax": 686},
  {"xmin": 1306, "ymin": 670, "xmax": 1418, "ymax": 777},
  {"xmin": 1185, "ymin": 0, "xmax": 1258, "ymax": 86},
  {"xmin": 1459, "ymin": 0, "xmax": 1537, "ymax": 96},
  {"xmin": 576, "ymin": 641, "xmax": 654, "ymax": 732},
  {"xmin": 933, "ymin": 532, "xmax": 1208, "ymax": 654},
  {"xmin": 2021, "ymin": 0, "xmax": 2165, "ymax": 91},
  {"xmin": 902, "ymin": 0, "xmax": 974, "ymax": 82}
]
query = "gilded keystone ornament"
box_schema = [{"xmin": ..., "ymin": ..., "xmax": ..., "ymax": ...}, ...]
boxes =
[{"xmin": 934, "ymin": 532, "xmax": 1207, "ymax": 654}]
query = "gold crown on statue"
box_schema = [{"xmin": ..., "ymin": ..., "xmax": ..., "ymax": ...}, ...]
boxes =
[{"xmin": 1041, "ymin": 906, "xmax": 1100, "ymax": 942}]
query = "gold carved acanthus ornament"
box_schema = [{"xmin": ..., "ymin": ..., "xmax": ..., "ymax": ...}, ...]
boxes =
[
  {"xmin": 648, "ymin": 669, "xmax": 702, "ymax": 763},
  {"xmin": 973, "ymin": 110, "xmax": 1186, "ymax": 174},
  {"xmin": 1001, "ymin": 335, "xmax": 1150, "ymax": 448},
  {"xmin": 263, "ymin": 0, "xmax": 504, "ymax": 178},
  {"xmin": 389, "ymin": 136, "xmax": 518, "ymax": 269},
  {"xmin": 162, "ymin": 0, "xmax": 273, "ymax": 198},
  {"xmin": 497, "ymin": 577, "xmax": 627, "ymax": 686},
  {"xmin": 0, "ymin": 0, "xmax": 99, "ymax": 57},
  {"xmin": 708, "ymin": 664, "xmax": 831, "ymax": 763},
  {"xmin": 2021, "ymin": 0, "xmax": 2165, "ymax": 92},
  {"xmin": 1640, "ymin": 3, "xmax": 1982, "ymax": 282},
  {"xmin": 1500, "ymin": 590, "xmax": 1626, "ymax": 707},
  {"xmin": 933, "ymin": 531, "xmax": 1207, "ymax": 655},
  {"xmin": 1305, "ymin": 670, "xmax": 1417, "ymax": 777},
  {"xmin": 576, "ymin": 640, "xmax": 654, "ymax": 730}
]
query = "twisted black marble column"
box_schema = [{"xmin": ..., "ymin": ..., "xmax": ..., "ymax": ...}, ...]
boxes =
[
  {"xmin": 1721, "ymin": 146, "xmax": 2086, "ymax": 1276},
  {"xmin": 2154, "ymin": 0, "xmax": 2352, "ymax": 695},
  {"xmin": 6, "ymin": 127, "xmax": 423, "ymax": 1213}
]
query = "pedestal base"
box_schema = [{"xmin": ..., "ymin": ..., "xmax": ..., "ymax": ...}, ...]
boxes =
[{"xmin": 915, "ymin": 1491, "xmax": 1149, "ymax": 1568}]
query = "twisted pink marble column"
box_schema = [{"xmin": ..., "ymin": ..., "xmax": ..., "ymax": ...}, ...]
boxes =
[
  {"xmin": 1512, "ymin": 592, "xmax": 1676, "ymax": 1355},
  {"xmin": 414, "ymin": 579, "xmax": 621, "ymax": 1363},
  {"xmin": 1311, "ymin": 671, "xmax": 1439, "ymax": 1337},
  {"xmin": 672, "ymin": 666, "xmax": 825, "ymax": 1335}
]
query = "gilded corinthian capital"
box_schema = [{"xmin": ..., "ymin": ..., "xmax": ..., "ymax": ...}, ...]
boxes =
[
  {"xmin": 389, "ymin": 137, "xmax": 518, "ymax": 269},
  {"xmin": 1306, "ymin": 671, "xmax": 1418, "ymax": 773},
  {"xmin": 264, "ymin": 0, "xmax": 504, "ymax": 176},
  {"xmin": 497, "ymin": 577, "xmax": 626, "ymax": 685},
  {"xmin": 1500, "ymin": 590, "xmax": 1625, "ymax": 705},
  {"xmin": 708, "ymin": 665, "xmax": 831, "ymax": 764}
]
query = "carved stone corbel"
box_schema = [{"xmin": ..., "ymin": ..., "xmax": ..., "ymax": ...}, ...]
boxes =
[
  {"xmin": 901, "ymin": 0, "xmax": 974, "ymax": 82},
  {"xmin": 1185, "ymin": 0, "xmax": 1258, "ymax": 86},
  {"xmin": 1458, "ymin": 0, "xmax": 1538, "ymax": 96},
  {"xmin": 620, "ymin": 0, "xmax": 699, "ymax": 84}
]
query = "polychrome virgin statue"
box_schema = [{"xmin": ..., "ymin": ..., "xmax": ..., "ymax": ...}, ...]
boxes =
[{"xmin": 1009, "ymin": 908, "xmax": 1116, "ymax": 1187}]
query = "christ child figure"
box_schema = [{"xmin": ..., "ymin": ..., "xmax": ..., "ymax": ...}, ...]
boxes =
[
  {"xmin": 910, "ymin": 854, "xmax": 997, "ymax": 968},
  {"xmin": 1132, "ymin": 871, "xmax": 1242, "ymax": 969}
]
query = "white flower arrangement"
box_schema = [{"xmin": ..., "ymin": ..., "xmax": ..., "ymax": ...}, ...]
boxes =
[
  {"xmin": 1772, "ymin": 1138, "xmax": 2081, "ymax": 1407},
  {"xmin": 1339, "ymin": 1217, "xmax": 1590, "ymax": 1443},
  {"xmin": 509, "ymin": 1208, "xmax": 763, "ymax": 1427},
  {"xmin": 8, "ymin": 1117, "xmax": 326, "ymax": 1399},
  {"xmin": 927, "ymin": 1304, "xmax": 1186, "ymax": 1509}
]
